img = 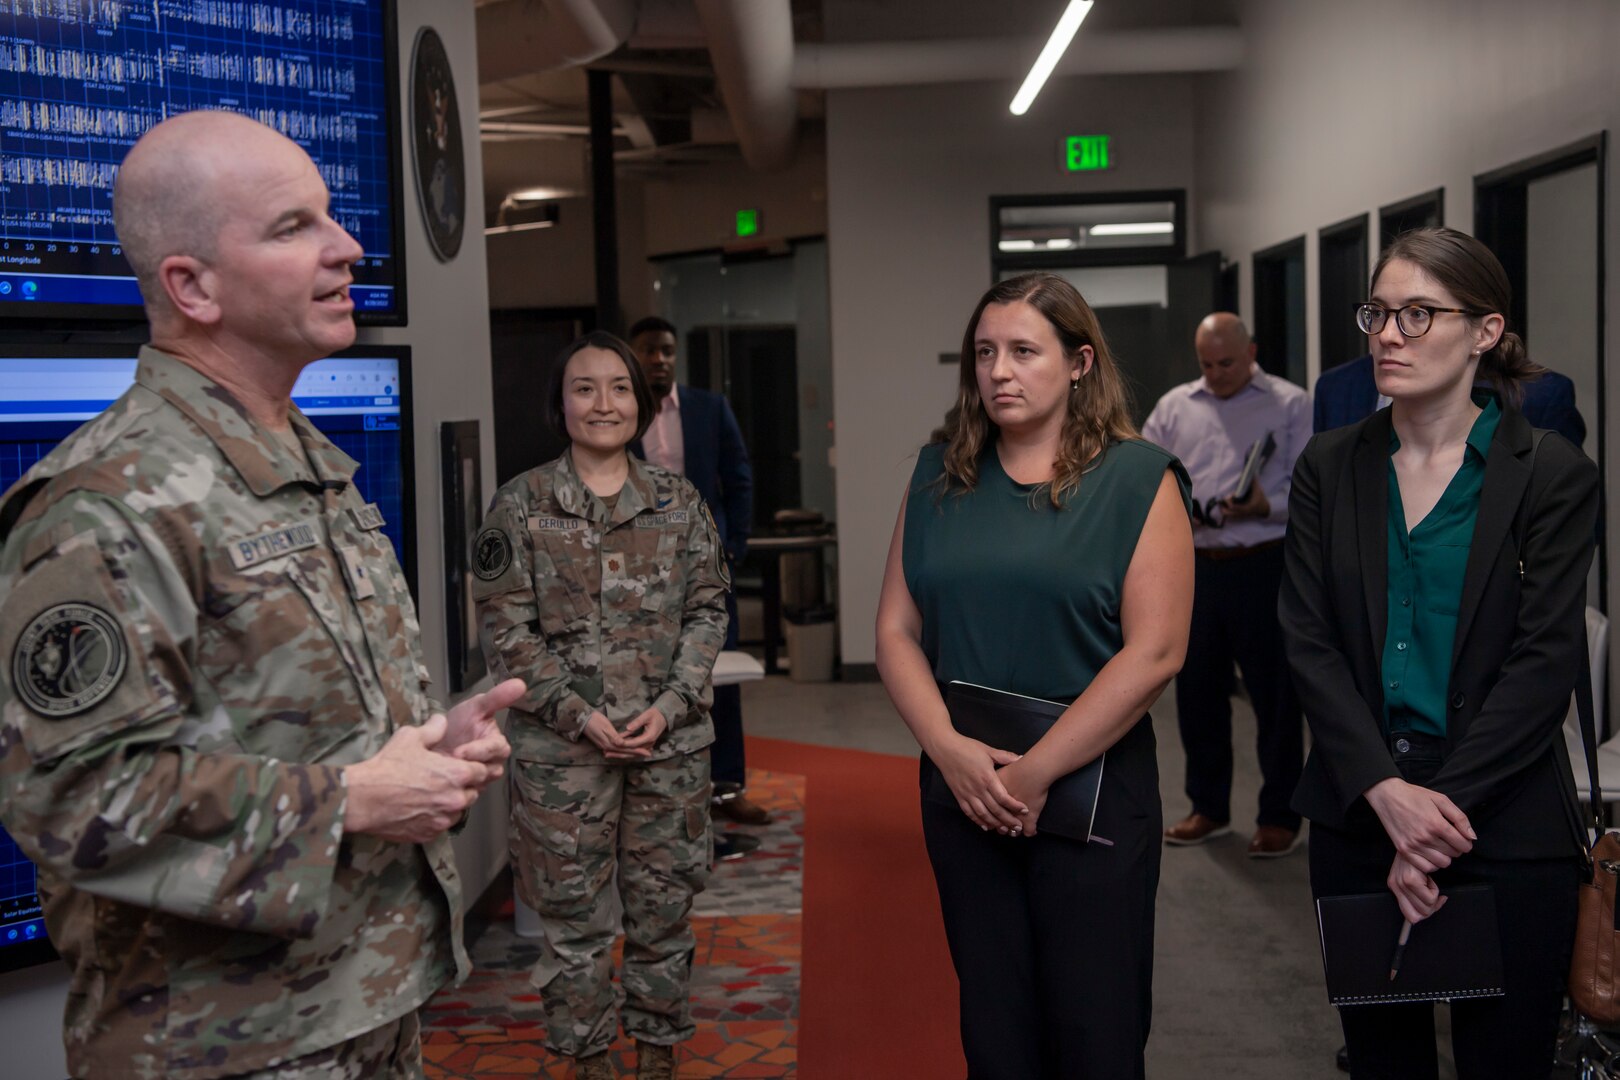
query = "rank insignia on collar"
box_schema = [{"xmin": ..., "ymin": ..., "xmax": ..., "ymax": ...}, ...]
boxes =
[
  {"xmin": 12, "ymin": 603, "xmax": 127, "ymax": 717},
  {"xmin": 473, "ymin": 526, "xmax": 514, "ymax": 581}
]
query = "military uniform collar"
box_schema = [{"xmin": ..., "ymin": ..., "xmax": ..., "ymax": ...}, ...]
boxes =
[
  {"xmin": 549, "ymin": 449, "xmax": 660, "ymax": 527},
  {"xmin": 136, "ymin": 346, "xmax": 359, "ymax": 497}
]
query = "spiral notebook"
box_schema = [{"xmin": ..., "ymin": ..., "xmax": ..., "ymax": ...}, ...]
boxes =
[
  {"xmin": 1316, "ymin": 885, "xmax": 1504, "ymax": 1006},
  {"xmin": 922, "ymin": 681, "xmax": 1104, "ymax": 842}
]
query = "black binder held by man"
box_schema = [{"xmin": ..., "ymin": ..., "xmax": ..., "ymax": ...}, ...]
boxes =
[{"xmin": 923, "ymin": 681, "xmax": 1104, "ymax": 841}]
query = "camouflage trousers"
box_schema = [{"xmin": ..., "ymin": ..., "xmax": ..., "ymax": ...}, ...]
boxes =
[
  {"xmin": 511, "ymin": 752, "xmax": 712, "ymax": 1057},
  {"xmin": 230, "ymin": 1010, "xmax": 422, "ymax": 1079}
]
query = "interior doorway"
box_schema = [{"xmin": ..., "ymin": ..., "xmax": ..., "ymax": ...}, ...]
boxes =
[
  {"xmin": 1252, "ymin": 237, "xmax": 1307, "ymax": 386},
  {"xmin": 488, "ymin": 306, "xmax": 594, "ymax": 485},
  {"xmin": 1318, "ymin": 214, "xmax": 1370, "ymax": 372},
  {"xmin": 1379, "ymin": 188, "xmax": 1445, "ymax": 248},
  {"xmin": 688, "ymin": 324, "xmax": 803, "ymax": 531},
  {"xmin": 1475, "ymin": 133, "xmax": 1608, "ymax": 612}
]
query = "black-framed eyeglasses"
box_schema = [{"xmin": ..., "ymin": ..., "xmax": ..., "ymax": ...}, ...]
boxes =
[{"xmin": 1355, "ymin": 302, "xmax": 1484, "ymax": 339}]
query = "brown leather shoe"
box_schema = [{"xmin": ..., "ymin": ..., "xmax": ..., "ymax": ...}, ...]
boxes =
[
  {"xmin": 1247, "ymin": 825, "xmax": 1302, "ymax": 858},
  {"xmin": 713, "ymin": 793, "xmax": 771, "ymax": 826},
  {"xmin": 574, "ymin": 1050, "xmax": 617, "ymax": 1080},
  {"xmin": 636, "ymin": 1040, "xmax": 676, "ymax": 1080},
  {"xmin": 1163, "ymin": 812, "xmax": 1232, "ymax": 846}
]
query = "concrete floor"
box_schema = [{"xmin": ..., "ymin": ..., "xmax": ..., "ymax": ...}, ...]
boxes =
[{"xmin": 739, "ymin": 674, "xmax": 1445, "ymax": 1080}]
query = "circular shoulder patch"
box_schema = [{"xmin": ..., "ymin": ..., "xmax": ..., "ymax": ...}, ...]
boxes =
[
  {"xmin": 12, "ymin": 603, "xmax": 128, "ymax": 718},
  {"xmin": 473, "ymin": 526, "xmax": 514, "ymax": 581}
]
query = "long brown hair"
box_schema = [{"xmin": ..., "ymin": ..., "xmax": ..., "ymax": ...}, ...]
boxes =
[
  {"xmin": 1371, "ymin": 227, "xmax": 1543, "ymax": 404},
  {"xmin": 933, "ymin": 273, "xmax": 1137, "ymax": 508}
]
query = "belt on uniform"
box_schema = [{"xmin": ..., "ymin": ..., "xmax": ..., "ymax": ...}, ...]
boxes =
[{"xmin": 1194, "ymin": 538, "xmax": 1284, "ymax": 561}]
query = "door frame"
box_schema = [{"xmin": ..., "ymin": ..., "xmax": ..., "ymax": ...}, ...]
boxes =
[{"xmin": 1318, "ymin": 212, "xmax": 1371, "ymax": 373}]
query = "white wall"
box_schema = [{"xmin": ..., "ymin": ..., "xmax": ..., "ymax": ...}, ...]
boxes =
[{"xmin": 826, "ymin": 75, "xmax": 1201, "ymax": 665}]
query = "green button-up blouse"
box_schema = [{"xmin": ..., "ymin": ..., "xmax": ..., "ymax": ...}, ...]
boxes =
[{"xmin": 1383, "ymin": 393, "xmax": 1501, "ymax": 737}]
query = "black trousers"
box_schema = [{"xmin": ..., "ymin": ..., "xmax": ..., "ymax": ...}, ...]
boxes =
[
  {"xmin": 1176, "ymin": 543, "xmax": 1303, "ymax": 829},
  {"xmin": 1310, "ymin": 822, "xmax": 1579, "ymax": 1079},
  {"xmin": 920, "ymin": 716, "xmax": 1162, "ymax": 1079},
  {"xmin": 710, "ymin": 588, "xmax": 746, "ymax": 789}
]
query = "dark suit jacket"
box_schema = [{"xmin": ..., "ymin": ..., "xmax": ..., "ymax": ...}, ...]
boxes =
[
  {"xmin": 633, "ymin": 384, "xmax": 753, "ymax": 561},
  {"xmin": 1314, "ymin": 354, "xmax": 1587, "ymax": 447},
  {"xmin": 1280, "ymin": 402, "xmax": 1599, "ymax": 859}
]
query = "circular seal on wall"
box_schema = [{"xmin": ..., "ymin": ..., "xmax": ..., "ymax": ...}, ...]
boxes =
[
  {"xmin": 473, "ymin": 527, "xmax": 513, "ymax": 581},
  {"xmin": 409, "ymin": 26, "xmax": 465, "ymax": 262},
  {"xmin": 12, "ymin": 603, "xmax": 127, "ymax": 717}
]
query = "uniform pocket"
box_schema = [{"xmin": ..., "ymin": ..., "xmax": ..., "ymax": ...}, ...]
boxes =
[{"xmin": 509, "ymin": 771, "xmax": 614, "ymax": 921}]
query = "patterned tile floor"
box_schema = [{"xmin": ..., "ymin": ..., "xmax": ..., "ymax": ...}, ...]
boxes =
[{"xmin": 422, "ymin": 768, "xmax": 804, "ymax": 1078}]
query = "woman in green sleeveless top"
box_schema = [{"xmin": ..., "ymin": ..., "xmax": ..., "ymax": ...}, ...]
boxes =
[{"xmin": 875, "ymin": 273, "xmax": 1194, "ymax": 1078}]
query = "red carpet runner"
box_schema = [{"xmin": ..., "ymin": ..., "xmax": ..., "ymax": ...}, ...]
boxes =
[{"xmin": 749, "ymin": 737, "xmax": 963, "ymax": 1079}]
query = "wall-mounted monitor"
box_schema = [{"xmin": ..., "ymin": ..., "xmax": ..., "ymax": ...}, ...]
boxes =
[
  {"xmin": 0, "ymin": 1, "xmax": 407, "ymax": 325},
  {"xmin": 0, "ymin": 340, "xmax": 416, "ymax": 971}
]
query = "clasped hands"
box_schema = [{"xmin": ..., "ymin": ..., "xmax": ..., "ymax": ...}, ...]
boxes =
[
  {"xmin": 932, "ymin": 732, "xmax": 1050, "ymax": 837},
  {"xmin": 1365, "ymin": 776, "xmax": 1477, "ymax": 924},
  {"xmin": 583, "ymin": 705, "xmax": 669, "ymax": 761}
]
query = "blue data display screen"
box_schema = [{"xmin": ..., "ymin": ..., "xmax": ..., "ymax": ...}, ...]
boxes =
[{"xmin": 0, "ymin": 1, "xmax": 399, "ymax": 317}]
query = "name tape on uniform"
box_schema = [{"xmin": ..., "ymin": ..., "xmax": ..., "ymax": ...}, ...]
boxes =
[
  {"xmin": 528, "ymin": 516, "xmax": 584, "ymax": 531},
  {"xmin": 635, "ymin": 511, "xmax": 689, "ymax": 528},
  {"xmin": 227, "ymin": 522, "xmax": 320, "ymax": 570}
]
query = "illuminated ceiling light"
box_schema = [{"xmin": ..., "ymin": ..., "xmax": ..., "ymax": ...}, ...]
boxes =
[
  {"xmin": 998, "ymin": 239, "xmax": 1038, "ymax": 251},
  {"xmin": 1009, "ymin": 1, "xmax": 1094, "ymax": 117},
  {"xmin": 485, "ymin": 220, "xmax": 558, "ymax": 236},
  {"xmin": 1089, "ymin": 221, "xmax": 1175, "ymax": 236},
  {"xmin": 1045, "ymin": 238, "xmax": 1076, "ymax": 249},
  {"xmin": 508, "ymin": 186, "xmax": 577, "ymax": 202}
]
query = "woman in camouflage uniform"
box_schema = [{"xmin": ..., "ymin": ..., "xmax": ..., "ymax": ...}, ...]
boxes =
[{"xmin": 474, "ymin": 332, "xmax": 731, "ymax": 1080}]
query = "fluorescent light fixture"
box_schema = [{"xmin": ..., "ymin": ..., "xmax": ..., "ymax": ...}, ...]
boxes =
[
  {"xmin": 1009, "ymin": 0, "xmax": 1094, "ymax": 116},
  {"xmin": 1045, "ymin": 238, "xmax": 1076, "ymax": 249},
  {"xmin": 485, "ymin": 220, "xmax": 558, "ymax": 236},
  {"xmin": 1089, "ymin": 221, "xmax": 1175, "ymax": 236},
  {"xmin": 508, "ymin": 186, "xmax": 577, "ymax": 202},
  {"xmin": 998, "ymin": 239, "xmax": 1038, "ymax": 251}
]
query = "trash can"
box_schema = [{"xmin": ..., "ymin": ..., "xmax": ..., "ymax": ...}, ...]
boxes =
[
  {"xmin": 773, "ymin": 509, "xmax": 827, "ymax": 612},
  {"xmin": 784, "ymin": 604, "xmax": 837, "ymax": 682}
]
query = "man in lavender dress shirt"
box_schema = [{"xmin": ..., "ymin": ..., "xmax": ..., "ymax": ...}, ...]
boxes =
[{"xmin": 1142, "ymin": 313, "xmax": 1313, "ymax": 857}]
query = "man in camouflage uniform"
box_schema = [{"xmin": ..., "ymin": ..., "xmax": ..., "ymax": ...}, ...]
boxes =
[
  {"xmin": 0, "ymin": 111, "xmax": 523, "ymax": 1079},
  {"xmin": 474, "ymin": 414, "xmax": 729, "ymax": 1079}
]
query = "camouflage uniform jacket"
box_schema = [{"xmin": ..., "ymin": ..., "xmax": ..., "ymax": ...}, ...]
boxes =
[
  {"xmin": 0, "ymin": 348, "xmax": 468, "ymax": 1079},
  {"xmin": 474, "ymin": 451, "xmax": 729, "ymax": 765}
]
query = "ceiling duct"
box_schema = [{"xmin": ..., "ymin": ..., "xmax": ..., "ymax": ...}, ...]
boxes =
[
  {"xmin": 692, "ymin": 0, "xmax": 798, "ymax": 172},
  {"xmin": 477, "ymin": 0, "xmax": 639, "ymax": 85}
]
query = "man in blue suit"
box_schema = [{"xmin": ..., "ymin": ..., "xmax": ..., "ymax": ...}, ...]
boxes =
[
  {"xmin": 628, "ymin": 317, "xmax": 768, "ymax": 837},
  {"xmin": 1314, "ymin": 352, "xmax": 1586, "ymax": 444}
]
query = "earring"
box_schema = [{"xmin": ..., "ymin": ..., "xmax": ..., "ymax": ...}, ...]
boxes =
[{"xmin": 1070, "ymin": 376, "xmax": 1080, "ymax": 391}]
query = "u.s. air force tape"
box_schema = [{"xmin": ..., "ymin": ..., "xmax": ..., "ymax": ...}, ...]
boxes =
[
  {"xmin": 473, "ymin": 527, "xmax": 513, "ymax": 580},
  {"xmin": 12, "ymin": 602, "xmax": 127, "ymax": 717}
]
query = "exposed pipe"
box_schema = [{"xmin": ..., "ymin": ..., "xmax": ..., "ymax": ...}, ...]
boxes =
[
  {"xmin": 477, "ymin": 0, "xmax": 639, "ymax": 85},
  {"xmin": 692, "ymin": 0, "xmax": 798, "ymax": 172},
  {"xmin": 793, "ymin": 28, "xmax": 1244, "ymax": 89}
]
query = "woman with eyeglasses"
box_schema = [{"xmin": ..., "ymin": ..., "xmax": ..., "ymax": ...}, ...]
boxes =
[{"xmin": 1280, "ymin": 227, "xmax": 1597, "ymax": 1076}]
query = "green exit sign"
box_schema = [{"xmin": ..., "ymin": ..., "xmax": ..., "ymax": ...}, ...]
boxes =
[
  {"xmin": 1064, "ymin": 135, "xmax": 1112, "ymax": 172},
  {"xmin": 736, "ymin": 209, "xmax": 761, "ymax": 237}
]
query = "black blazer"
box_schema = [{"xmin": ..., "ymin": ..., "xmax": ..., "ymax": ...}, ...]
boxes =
[{"xmin": 1280, "ymin": 402, "xmax": 1599, "ymax": 860}]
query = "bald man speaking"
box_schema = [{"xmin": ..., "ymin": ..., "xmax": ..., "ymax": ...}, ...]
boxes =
[
  {"xmin": 0, "ymin": 112, "xmax": 523, "ymax": 1079},
  {"xmin": 1142, "ymin": 313, "xmax": 1312, "ymax": 858}
]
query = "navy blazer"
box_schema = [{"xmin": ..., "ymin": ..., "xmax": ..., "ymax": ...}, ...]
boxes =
[
  {"xmin": 1313, "ymin": 353, "xmax": 1587, "ymax": 446},
  {"xmin": 1281, "ymin": 403, "xmax": 1599, "ymax": 859},
  {"xmin": 633, "ymin": 384, "xmax": 753, "ymax": 561}
]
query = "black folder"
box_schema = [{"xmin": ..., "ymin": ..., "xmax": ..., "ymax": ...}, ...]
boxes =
[
  {"xmin": 1316, "ymin": 885, "xmax": 1505, "ymax": 1006},
  {"xmin": 923, "ymin": 681, "xmax": 1104, "ymax": 842}
]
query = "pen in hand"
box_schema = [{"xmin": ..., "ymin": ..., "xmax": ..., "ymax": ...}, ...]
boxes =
[{"xmin": 1388, "ymin": 920, "xmax": 1414, "ymax": 982}]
